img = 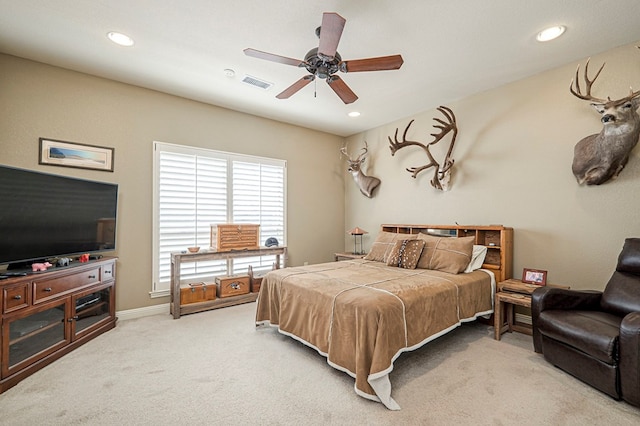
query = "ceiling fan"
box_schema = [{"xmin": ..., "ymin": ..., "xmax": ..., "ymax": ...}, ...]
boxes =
[{"xmin": 244, "ymin": 12, "xmax": 404, "ymax": 104}]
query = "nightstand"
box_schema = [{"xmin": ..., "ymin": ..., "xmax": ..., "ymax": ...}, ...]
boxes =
[
  {"xmin": 494, "ymin": 288, "xmax": 533, "ymax": 340},
  {"xmin": 334, "ymin": 252, "xmax": 366, "ymax": 261},
  {"xmin": 494, "ymin": 278, "xmax": 569, "ymax": 340}
]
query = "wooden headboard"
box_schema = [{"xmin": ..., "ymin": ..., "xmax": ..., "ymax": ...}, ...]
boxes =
[{"xmin": 381, "ymin": 224, "xmax": 514, "ymax": 283}]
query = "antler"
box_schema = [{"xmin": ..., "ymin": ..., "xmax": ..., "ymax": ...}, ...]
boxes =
[
  {"xmin": 388, "ymin": 106, "xmax": 458, "ymax": 190},
  {"xmin": 623, "ymin": 47, "xmax": 640, "ymax": 102},
  {"xmin": 431, "ymin": 106, "xmax": 457, "ymax": 167},
  {"xmin": 355, "ymin": 141, "xmax": 369, "ymax": 163},
  {"xmin": 389, "ymin": 119, "xmax": 421, "ymax": 155},
  {"xmin": 570, "ymin": 56, "xmax": 640, "ymax": 106},
  {"xmin": 389, "ymin": 119, "xmax": 438, "ymax": 177},
  {"xmin": 340, "ymin": 144, "xmax": 350, "ymax": 159},
  {"xmin": 569, "ymin": 58, "xmax": 608, "ymax": 103},
  {"xmin": 341, "ymin": 141, "xmax": 369, "ymax": 162}
]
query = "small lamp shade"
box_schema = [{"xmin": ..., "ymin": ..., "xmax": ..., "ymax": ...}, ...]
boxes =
[
  {"xmin": 347, "ymin": 227, "xmax": 368, "ymax": 254},
  {"xmin": 348, "ymin": 226, "xmax": 368, "ymax": 236}
]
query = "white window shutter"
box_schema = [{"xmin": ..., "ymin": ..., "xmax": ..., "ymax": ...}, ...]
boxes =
[{"xmin": 153, "ymin": 143, "xmax": 286, "ymax": 293}]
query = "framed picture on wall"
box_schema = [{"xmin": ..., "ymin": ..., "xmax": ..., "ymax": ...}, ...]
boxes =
[
  {"xmin": 522, "ymin": 268, "xmax": 547, "ymax": 286},
  {"xmin": 39, "ymin": 138, "xmax": 114, "ymax": 172}
]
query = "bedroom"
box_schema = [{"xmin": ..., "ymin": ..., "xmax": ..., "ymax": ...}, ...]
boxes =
[{"xmin": 1, "ymin": 0, "xmax": 640, "ymax": 422}]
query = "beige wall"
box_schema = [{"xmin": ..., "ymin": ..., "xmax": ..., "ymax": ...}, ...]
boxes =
[
  {"xmin": 345, "ymin": 41, "xmax": 640, "ymax": 290},
  {"xmin": 3, "ymin": 40, "xmax": 640, "ymax": 311},
  {"xmin": 0, "ymin": 54, "xmax": 345, "ymax": 311}
]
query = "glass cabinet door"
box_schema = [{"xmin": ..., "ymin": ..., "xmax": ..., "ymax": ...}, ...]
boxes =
[
  {"xmin": 3, "ymin": 300, "xmax": 69, "ymax": 377},
  {"xmin": 72, "ymin": 283, "xmax": 114, "ymax": 338}
]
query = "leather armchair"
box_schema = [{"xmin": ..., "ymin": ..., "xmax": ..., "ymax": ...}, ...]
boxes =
[{"xmin": 532, "ymin": 238, "xmax": 640, "ymax": 407}]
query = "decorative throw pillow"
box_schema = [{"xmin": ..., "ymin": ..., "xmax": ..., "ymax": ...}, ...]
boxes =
[
  {"xmin": 386, "ymin": 239, "xmax": 426, "ymax": 269},
  {"xmin": 364, "ymin": 231, "xmax": 417, "ymax": 263},
  {"xmin": 416, "ymin": 234, "xmax": 475, "ymax": 274}
]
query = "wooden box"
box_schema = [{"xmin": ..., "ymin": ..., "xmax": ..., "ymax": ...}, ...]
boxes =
[
  {"xmin": 180, "ymin": 282, "xmax": 216, "ymax": 305},
  {"xmin": 210, "ymin": 224, "xmax": 260, "ymax": 252},
  {"xmin": 250, "ymin": 276, "xmax": 263, "ymax": 293},
  {"xmin": 215, "ymin": 275, "xmax": 250, "ymax": 298}
]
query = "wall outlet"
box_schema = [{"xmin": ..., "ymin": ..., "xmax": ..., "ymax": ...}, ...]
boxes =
[{"xmin": 303, "ymin": 261, "xmax": 308, "ymax": 266}]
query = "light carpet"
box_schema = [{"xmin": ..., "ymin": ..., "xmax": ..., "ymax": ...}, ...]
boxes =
[{"xmin": 1, "ymin": 302, "xmax": 639, "ymax": 425}]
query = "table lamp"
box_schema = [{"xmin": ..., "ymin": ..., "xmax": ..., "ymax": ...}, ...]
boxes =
[{"xmin": 348, "ymin": 226, "xmax": 368, "ymax": 255}]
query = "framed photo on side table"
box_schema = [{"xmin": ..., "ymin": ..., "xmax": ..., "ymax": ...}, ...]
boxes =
[{"xmin": 522, "ymin": 268, "xmax": 547, "ymax": 285}]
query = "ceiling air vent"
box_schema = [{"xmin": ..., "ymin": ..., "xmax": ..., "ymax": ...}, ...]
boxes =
[{"xmin": 242, "ymin": 75, "xmax": 273, "ymax": 90}]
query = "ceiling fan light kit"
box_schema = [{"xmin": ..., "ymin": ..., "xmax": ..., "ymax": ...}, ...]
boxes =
[{"xmin": 244, "ymin": 12, "xmax": 404, "ymax": 104}]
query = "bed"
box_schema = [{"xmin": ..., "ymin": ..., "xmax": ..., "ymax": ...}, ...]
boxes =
[{"xmin": 255, "ymin": 224, "xmax": 512, "ymax": 409}]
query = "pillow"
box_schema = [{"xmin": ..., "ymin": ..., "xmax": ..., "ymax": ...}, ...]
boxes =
[
  {"xmin": 464, "ymin": 245, "xmax": 488, "ymax": 273},
  {"xmin": 364, "ymin": 231, "xmax": 417, "ymax": 263},
  {"xmin": 386, "ymin": 239, "xmax": 426, "ymax": 269},
  {"xmin": 416, "ymin": 234, "xmax": 474, "ymax": 274}
]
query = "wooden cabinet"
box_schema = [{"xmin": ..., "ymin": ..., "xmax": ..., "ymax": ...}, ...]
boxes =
[
  {"xmin": 170, "ymin": 247, "xmax": 286, "ymax": 319},
  {"xmin": 381, "ymin": 224, "xmax": 514, "ymax": 283},
  {"xmin": 0, "ymin": 257, "xmax": 116, "ymax": 393}
]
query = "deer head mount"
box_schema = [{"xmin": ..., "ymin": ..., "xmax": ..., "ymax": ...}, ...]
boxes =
[
  {"xmin": 388, "ymin": 106, "xmax": 458, "ymax": 191},
  {"xmin": 569, "ymin": 50, "xmax": 640, "ymax": 185},
  {"xmin": 340, "ymin": 141, "xmax": 381, "ymax": 198}
]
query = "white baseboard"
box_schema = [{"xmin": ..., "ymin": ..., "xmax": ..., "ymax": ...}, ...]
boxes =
[
  {"xmin": 116, "ymin": 303, "xmax": 169, "ymax": 321},
  {"xmin": 515, "ymin": 313, "xmax": 532, "ymax": 325},
  {"xmin": 116, "ymin": 306, "xmax": 533, "ymax": 324}
]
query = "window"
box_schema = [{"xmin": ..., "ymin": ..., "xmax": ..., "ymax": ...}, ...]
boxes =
[{"xmin": 152, "ymin": 142, "xmax": 286, "ymax": 296}]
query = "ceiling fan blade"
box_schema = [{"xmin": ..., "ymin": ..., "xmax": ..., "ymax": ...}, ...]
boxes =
[
  {"xmin": 276, "ymin": 75, "xmax": 315, "ymax": 99},
  {"xmin": 318, "ymin": 12, "xmax": 346, "ymax": 60},
  {"xmin": 326, "ymin": 75, "xmax": 358, "ymax": 104},
  {"xmin": 244, "ymin": 48, "xmax": 305, "ymax": 67},
  {"xmin": 341, "ymin": 55, "xmax": 404, "ymax": 72}
]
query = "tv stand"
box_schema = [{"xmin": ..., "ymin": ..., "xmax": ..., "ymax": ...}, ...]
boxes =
[{"xmin": 0, "ymin": 256, "xmax": 117, "ymax": 393}]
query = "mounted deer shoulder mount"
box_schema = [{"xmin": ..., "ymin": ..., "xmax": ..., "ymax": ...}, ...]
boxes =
[
  {"xmin": 569, "ymin": 54, "xmax": 640, "ymax": 185},
  {"xmin": 340, "ymin": 141, "xmax": 381, "ymax": 198},
  {"xmin": 388, "ymin": 106, "xmax": 458, "ymax": 191}
]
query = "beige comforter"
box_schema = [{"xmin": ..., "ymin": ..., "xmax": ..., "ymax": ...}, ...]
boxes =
[{"xmin": 255, "ymin": 259, "xmax": 494, "ymax": 409}]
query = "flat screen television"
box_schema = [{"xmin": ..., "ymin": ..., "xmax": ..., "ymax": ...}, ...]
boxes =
[{"xmin": 0, "ymin": 165, "xmax": 118, "ymax": 269}]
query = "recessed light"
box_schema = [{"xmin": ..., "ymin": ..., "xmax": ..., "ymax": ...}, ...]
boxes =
[
  {"xmin": 348, "ymin": 111, "xmax": 361, "ymax": 117},
  {"xmin": 536, "ymin": 26, "xmax": 565, "ymax": 42},
  {"xmin": 107, "ymin": 31, "xmax": 134, "ymax": 47}
]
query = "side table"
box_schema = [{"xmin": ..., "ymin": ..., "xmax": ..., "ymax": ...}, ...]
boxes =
[
  {"xmin": 334, "ymin": 252, "xmax": 366, "ymax": 261},
  {"xmin": 494, "ymin": 291, "xmax": 532, "ymax": 340},
  {"xmin": 494, "ymin": 279, "xmax": 570, "ymax": 340}
]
